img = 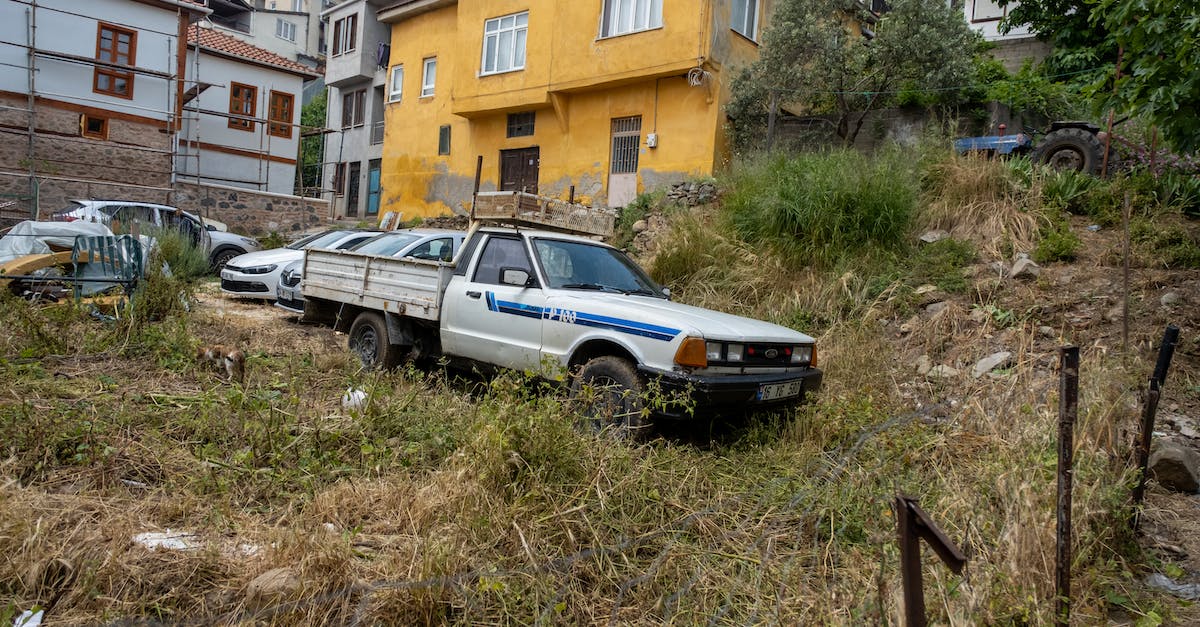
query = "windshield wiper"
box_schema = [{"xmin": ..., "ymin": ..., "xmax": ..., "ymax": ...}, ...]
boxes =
[
  {"xmin": 620, "ymin": 288, "xmax": 660, "ymax": 297},
  {"xmin": 561, "ymin": 282, "xmax": 616, "ymax": 292}
]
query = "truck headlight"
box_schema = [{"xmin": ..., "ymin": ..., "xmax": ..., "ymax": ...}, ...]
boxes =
[
  {"xmin": 705, "ymin": 341, "xmax": 723, "ymax": 361},
  {"xmin": 726, "ymin": 344, "xmax": 744, "ymax": 362},
  {"xmin": 791, "ymin": 345, "xmax": 815, "ymax": 366}
]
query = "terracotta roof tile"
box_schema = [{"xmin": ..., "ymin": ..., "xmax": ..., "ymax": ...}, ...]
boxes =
[{"xmin": 188, "ymin": 25, "xmax": 320, "ymax": 78}]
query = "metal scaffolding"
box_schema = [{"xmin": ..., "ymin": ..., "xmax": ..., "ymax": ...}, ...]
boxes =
[{"xmin": 1, "ymin": 0, "xmax": 331, "ymax": 219}]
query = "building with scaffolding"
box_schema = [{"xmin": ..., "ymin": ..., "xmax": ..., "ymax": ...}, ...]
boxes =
[
  {"xmin": 0, "ymin": 0, "xmax": 330, "ymax": 235},
  {"xmin": 180, "ymin": 24, "xmax": 320, "ymax": 195}
]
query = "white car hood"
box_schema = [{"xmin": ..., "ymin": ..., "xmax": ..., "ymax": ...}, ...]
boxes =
[
  {"xmin": 549, "ymin": 293, "xmax": 814, "ymax": 343},
  {"xmin": 226, "ymin": 248, "xmax": 302, "ymax": 268}
]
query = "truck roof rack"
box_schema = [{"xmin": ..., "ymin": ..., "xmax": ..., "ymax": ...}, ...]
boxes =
[{"xmin": 471, "ymin": 191, "xmax": 615, "ymax": 237}]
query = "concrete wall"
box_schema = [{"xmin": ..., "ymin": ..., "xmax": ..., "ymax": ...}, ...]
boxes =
[
  {"xmin": 174, "ymin": 181, "xmax": 329, "ymax": 235},
  {"xmin": 179, "ymin": 46, "xmax": 305, "ymax": 194},
  {"xmin": 247, "ymin": 10, "xmax": 312, "ymax": 61}
]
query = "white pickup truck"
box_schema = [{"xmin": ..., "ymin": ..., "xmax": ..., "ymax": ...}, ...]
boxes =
[{"xmin": 301, "ymin": 197, "xmax": 821, "ymax": 429}]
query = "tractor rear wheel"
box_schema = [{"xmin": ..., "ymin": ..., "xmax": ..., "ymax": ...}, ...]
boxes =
[{"xmin": 1031, "ymin": 127, "xmax": 1106, "ymax": 175}]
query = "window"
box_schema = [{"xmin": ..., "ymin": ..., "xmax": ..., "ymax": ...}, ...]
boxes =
[
  {"xmin": 228, "ymin": 82, "xmax": 257, "ymax": 131},
  {"xmin": 268, "ymin": 91, "xmax": 294, "ymax": 138},
  {"xmin": 407, "ymin": 237, "xmax": 455, "ymax": 261},
  {"xmin": 388, "ymin": 65, "xmax": 403, "ymax": 102},
  {"xmin": 610, "ymin": 116, "xmax": 641, "ymax": 173},
  {"xmin": 438, "ymin": 125, "xmax": 451, "ymax": 155},
  {"xmin": 506, "ymin": 112, "xmax": 535, "ymax": 138},
  {"xmin": 293, "ymin": 0, "xmax": 305, "ymax": 11},
  {"xmin": 333, "ymin": 162, "xmax": 346, "ymax": 196},
  {"xmin": 80, "ymin": 114, "xmax": 108, "ymax": 140},
  {"xmin": 481, "ymin": 11, "xmax": 528, "ymax": 75},
  {"xmin": 600, "ymin": 0, "xmax": 662, "ymax": 38},
  {"xmin": 332, "ymin": 14, "xmax": 357, "ymax": 55},
  {"xmin": 276, "ymin": 19, "xmax": 297, "ymax": 42},
  {"xmin": 421, "ymin": 57, "xmax": 437, "ymax": 97},
  {"xmin": 473, "ymin": 236, "xmax": 531, "ymax": 285},
  {"xmin": 731, "ymin": 0, "xmax": 758, "ymax": 40},
  {"xmin": 341, "ymin": 89, "xmax": 365, "ymax": 128},
  {"xmin": 94, "ymin": 23, "xmax": 136, "ymax": 98}
]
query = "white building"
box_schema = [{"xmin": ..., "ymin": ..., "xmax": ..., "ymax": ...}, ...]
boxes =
[
  {"xmin": 179, "ymin": 25, "xmax": 321, "ymax": 195},
  {"xmin": 204, "ymin": 0, "xmax": 330, "ymax": 71},
  {"xmin": 0, "ymin": 0, "xmax": 209, "ymax": 213},
  {"xmin": 961, "ymin": 0, "xmax": 1050, "ymax": 71},
  {"xmin": 320, "ymin": 0, "xmax": 390, "ymax": 220}
]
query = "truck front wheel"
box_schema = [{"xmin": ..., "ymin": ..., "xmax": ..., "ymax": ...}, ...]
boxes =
[
  {"xmin": 1032, "ymin": 127, "xmax": 1106, "ymax": 175},
  {"xmin": 570, "ymin": 356, "xmax": 646, "ymax": 438},
  {"xmin": 349, "ymin": 311, "xmax": 401, "ymax": 369}
]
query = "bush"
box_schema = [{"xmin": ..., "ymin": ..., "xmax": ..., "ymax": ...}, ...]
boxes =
[
  {"xmin": 147, "ymin": 226, "xmax": 209, "ymax": 280},
  {"xmin": 723, "ymin": 150, "xmax": 917, "ymax": 268},
  {"xmin": 910, "ymin": 238, "xmax": 976, "ymax": 292}
]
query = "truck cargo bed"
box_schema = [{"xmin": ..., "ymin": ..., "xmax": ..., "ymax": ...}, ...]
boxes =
[{"xmin": 302, "ymin": 249, "xmax": 452, "ymax": 322}]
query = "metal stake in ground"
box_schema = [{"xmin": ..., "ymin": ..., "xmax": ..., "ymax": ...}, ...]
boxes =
[
  {"xmin": 1132, "ymin": 324, "xmax": 1181, "ymax": 528},
  {"xmin": 1056, "ymin": 346, "xmax": 1079, "ymax": 627},
  {"xmin": 895, "ymin": 494, "xmax": 966, "ymax": 626}
]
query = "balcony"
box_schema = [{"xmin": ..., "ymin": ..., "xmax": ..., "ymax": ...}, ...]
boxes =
[{"xmin": 370, "ymin": 120, "xmax": 385, "ymax": 145}]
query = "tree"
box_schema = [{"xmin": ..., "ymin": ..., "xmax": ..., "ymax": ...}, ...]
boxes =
[
  {"xmin": 1001, "ymin": 0, "xmax": 1200, "ymax": 153},
  {"xmin": 295, "ymin": 91, "xmax": 327, "ymax": 195},
  {"xmin": 727, "ymin": 0, "xmax": 980, "ymax": 150}
]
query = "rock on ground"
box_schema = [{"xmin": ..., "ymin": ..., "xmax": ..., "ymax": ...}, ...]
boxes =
[
  {"xmin": 973, "ymin": 351, "xmax": 1013, "ymax": 378},
  {"xmin": 1150, "ymin": 442, "xmax": 1200, "ymax": 493}
]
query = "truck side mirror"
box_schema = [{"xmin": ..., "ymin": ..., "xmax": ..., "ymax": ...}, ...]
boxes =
[
  {"xmin": 662, "ymin": 287, "xmax": 671, "ymax": 299},
  {"xmin": 500, "ymin": 268, "xmax": 532, "ymax": 287}
]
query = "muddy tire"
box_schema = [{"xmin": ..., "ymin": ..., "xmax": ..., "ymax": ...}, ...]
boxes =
[
  {"xmin": 1031, "ymin": 127, "xmax": 1106, "ymax": 175},
  {"xmin": 349, "ymin": 311, "xmax": 401, "ymax": 369},
  {"xmin": 570, "ymin": 356, "xmax": 646, "ymax": 438}
]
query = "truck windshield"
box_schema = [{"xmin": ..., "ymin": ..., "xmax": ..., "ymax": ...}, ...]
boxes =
[{"xmin": 533, "ymin": 238, "xmax": 664, "ymax": 297}]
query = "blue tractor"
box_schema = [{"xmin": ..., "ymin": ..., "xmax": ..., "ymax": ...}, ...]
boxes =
[{"xmin": 955, "ymin": 121, "xmax": 1111, "ymax": 175}]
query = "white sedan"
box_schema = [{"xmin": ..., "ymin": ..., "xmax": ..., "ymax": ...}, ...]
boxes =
[
  {"xmin": 220, "ymin": 229, "xmax": 380, "ymax": 299},
  {"xmin": 276, "ymin": 228, "xmax": 465, "ymax": 313}
]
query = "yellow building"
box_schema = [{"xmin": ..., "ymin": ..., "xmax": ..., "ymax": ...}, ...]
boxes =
[{"xmin": 376, "ymin": 0, "xmax": 771, "ymax": 218}]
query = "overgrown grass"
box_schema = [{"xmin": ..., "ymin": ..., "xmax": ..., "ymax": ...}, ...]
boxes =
[
  {"xmin": 0, "ymin": 146, "xmax": 1191, "ymax": 624},
  {"xmin": 723, "ymin": 150, "xmax": 917, "ymax": 268}
]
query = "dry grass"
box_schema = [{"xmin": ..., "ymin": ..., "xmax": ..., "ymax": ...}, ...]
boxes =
[{"xmin": 920, "ymin": 154, "xmax": 1042, "ymax": 259}]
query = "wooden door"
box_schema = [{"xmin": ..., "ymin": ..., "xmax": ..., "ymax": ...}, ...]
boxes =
[{"xmin": 500, "ymin": 147, "xmax": 539, "ymax": 193}]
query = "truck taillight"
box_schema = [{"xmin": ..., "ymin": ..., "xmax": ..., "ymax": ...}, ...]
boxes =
[{"xmin": 674, "ymin": 337, "xmax": 707, "ymax": 368}]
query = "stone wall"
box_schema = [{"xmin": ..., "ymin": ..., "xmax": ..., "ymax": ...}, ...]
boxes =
[
  {"xmin": 172, "ymin": 181, "xmax": 330, "ymax": 236},
  {"xmin": 0, "ymin": 94, "xmax": 174, "ymax": 217},
  {"xmin": 990, "ymin": 38, "xmax": 1054, "ymax": 74}
]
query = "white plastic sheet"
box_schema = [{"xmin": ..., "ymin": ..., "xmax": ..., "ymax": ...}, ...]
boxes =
[{"xmin": 0, "ymin": 220, "xmax": 112, "ymax": 265}]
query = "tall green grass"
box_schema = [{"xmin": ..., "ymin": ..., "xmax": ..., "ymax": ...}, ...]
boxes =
[{"xmin": 722, "ymin": 150, "xmax": 918, "ymax": 268}]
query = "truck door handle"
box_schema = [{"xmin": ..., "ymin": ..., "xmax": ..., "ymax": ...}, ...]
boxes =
[{"xmin": 466, "ymin": 291, "xmax": 481, "ymax": 299}]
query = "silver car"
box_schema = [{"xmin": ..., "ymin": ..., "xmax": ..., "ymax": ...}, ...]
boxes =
[
  {"xmin": 50, "ymin": 199, "xmax": 261, "ymax": 270},
  {"xmin": 276, "ymin": 228, "xmax": 466, "ymax": 313},
  {"xmin": 220, "ymin": 229, "xmax": 381, "ymax": 300}
]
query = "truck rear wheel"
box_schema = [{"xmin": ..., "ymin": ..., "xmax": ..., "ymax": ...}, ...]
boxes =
[
  {"xmin": 570, "ymin": 356, "xmax": 646, "ymax": 438},
  {"xmin": 349, "ymin": 311, "xmax": 401, "ymax": 369},
  {"xmin": 1032, "ymin": 127, "xmax": 1106, "ymax": 175}
]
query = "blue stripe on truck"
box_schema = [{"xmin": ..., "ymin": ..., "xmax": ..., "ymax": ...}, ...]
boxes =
[{"xmin": 486, "ymin": 292, "xmax": 681, "ymax": 342}]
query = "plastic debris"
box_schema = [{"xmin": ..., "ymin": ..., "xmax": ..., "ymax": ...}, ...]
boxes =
[
  {"xmin": 13, "ymin": 608, "xmax": 44, "ymax": 627},
  {"xmin": 1086, "ymin": 224, "xmax": 1101, "ymax": 232},
  {"xmin": 1146, "ymin": 573, "xmax": 1200, "ymax": 600},
  {"xmin": 132, "ymin": 529, "xmax": 201, "ymax": 551},
  {"xmin": 342, "ymin": 388, "xmax": 367, "ymax": 410}
]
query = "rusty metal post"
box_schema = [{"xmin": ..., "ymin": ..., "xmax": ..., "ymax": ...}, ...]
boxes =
[
  {"xmin": 1056, "ymin": 346, "xmax": 1079, "ymax": 627},
  {"xmin": 895, "ymin": 494, "xmax": 966, "ymax": 626},
  {"xmin": 568, "ymin": 185, "xmax": 575, "ymax": 204},
  {"xmin": 1151, "ymin": 324, "xmax": 1180, "ymax": 390},
  {"xmin": 1132, "ymin": 325, "xmax": 1181, "ymax": 526},
  {"xmin": 896, "ymin": 494, "xmax": 925, "ymax": 627},
  {"xmin": 1101, "ymin": 46, "xmax": 1123, "ymax": 178},
  {"xmin": 470, "ymin": 155, "xmax": 483, "ymax": 218}
]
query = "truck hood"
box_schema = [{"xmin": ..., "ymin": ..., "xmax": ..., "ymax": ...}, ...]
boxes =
[
  {"xmin": 225, "ymin": 248, "xmax": 302, "ymax": 268},
  {"xmin": 549, "ymin": 293, "xmax": 815, "ymax": 344}
]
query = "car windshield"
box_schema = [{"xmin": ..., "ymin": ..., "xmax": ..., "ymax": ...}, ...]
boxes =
[
  {"xmin": 351, "ymin": 233, "xmax": 421, "ymax": 256},
  {"xmin": 533, "ymin": 238, "xmax": 664, "ymax": 297},
  {"xmin": 289, "ymin": 230, "xmax": 348, "ymax": 250}
]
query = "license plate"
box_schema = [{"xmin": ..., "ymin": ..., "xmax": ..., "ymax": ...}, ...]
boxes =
[{"xmin": 756, "ymin": 379, "xmax": 804, "ymax": 402}]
